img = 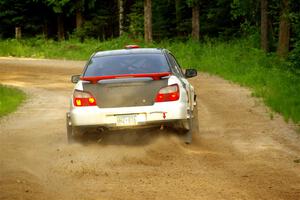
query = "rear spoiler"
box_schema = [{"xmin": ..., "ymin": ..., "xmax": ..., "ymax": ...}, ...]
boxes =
[{"xmin": 81, "ymin": 72, "xmax": 171, "ymax": 84}]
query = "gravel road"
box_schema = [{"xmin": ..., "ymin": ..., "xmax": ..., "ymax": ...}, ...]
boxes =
[{"xmin": 0, "ymin": 57, "xmax": 299, "ymax": 200}]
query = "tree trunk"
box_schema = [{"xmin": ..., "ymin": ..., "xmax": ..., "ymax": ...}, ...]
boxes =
[
  {"xmin": 75, "ymin": 0, "xmax": 84, "ymax": 30},
  {"xmin": 192, "ymin": 5, "xmax": 200, "ymax": 41},
  {"xmin": 15, "ymin": 27, "xmax": 21, "ymax": 40},
  {"xmin": 261, "ymin": 0, "xmax": 268, "ymax": 52},
  {"xmin": 277, "ymin": 0, "xmax": 290, "ymax": 57},
  {"xmin": 76, "ymin": 10, "xmax": 84, "ymax": 29},
  {"xmin": 42, "ymin": 22, "xmax": 48, "ymax": 39},
  {"xmin": 119, "ymin": 0, "xmax": 124, "ymax": 36},
  {"xmin": 144, "ymin": 0, "xmax": 152, "ymax": 43},
  {"xmin": 57, "ymin": 13, "xmax": 65, "ymax": 40},
  {"xmin": 175, "ymin": 0, "xmax": 182, "ymax": 36}
]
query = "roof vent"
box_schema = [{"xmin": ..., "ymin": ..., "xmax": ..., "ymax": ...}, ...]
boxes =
[{"xmin": 125, "ymin": 45, "xmax": 140, "ymax": 49}]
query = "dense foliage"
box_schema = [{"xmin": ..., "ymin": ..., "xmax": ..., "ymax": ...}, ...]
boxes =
[{"xmin": 0, "ymin": 0, "xmax": 299, "ymax": 61}]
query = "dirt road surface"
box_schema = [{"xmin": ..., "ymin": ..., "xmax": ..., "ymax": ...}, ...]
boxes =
[{"xmin": 0, "ymin": 57, "xmax": 299, "ymax": 200}]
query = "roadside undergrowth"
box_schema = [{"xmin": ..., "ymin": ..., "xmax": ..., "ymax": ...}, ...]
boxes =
[{"xmin": 0, "ymin": 85, "xmax": 26, "ymax": 117}]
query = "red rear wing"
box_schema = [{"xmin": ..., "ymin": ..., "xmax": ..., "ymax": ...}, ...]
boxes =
[{"xmin": 80, "ymin": 72, "xmax": 171, "ymax": 84}]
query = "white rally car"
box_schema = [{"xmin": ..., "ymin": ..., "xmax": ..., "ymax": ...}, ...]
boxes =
[{"xmin": 66, "ymin": 46, "xmax": 199, "ymax": 144}]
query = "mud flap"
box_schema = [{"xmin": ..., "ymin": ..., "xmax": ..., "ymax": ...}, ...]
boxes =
[
  {"xmin": 66, "ymin": 113, "xmax": 74, "ymax": 144},
  {"xmin": 66, "ymin": 113, "xmax": 84, "ymax": 144}
]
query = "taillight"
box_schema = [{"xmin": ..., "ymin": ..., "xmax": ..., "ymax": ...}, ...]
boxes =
[
  {"xmin": 73, "ymin": 90, "xmax": 97, "ymax": 106},
  {"xmin": 155, "ymin": 84, "xmax": 180, "ymax": 102}
]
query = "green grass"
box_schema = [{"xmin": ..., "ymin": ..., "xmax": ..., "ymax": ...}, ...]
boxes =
[
  {"xmin": 0, "ymin": 36, "xmax": 299, "ymax": 123},
  {"xmin": 0, "ymin": 85, "xmax": 26, "ymax": 117},
  {"xmin": 158, "ymin": 39, "xmax": 300, "ymax": 123},
  {"xmin": 0, "ymin": 36, "xmax": 147, "ymax": 60}
]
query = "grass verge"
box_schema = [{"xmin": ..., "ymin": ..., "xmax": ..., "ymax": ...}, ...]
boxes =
[
  {"xmin": 163, "ymin": 39, "xmax": 300, "ymax": 124},
  {"xmin": 0, "ymin": 36, "xmax": 299, "ymax": 123},
  {"xmin": 0, "ymin": 85, "xmax": 26, "ymax": 117}
]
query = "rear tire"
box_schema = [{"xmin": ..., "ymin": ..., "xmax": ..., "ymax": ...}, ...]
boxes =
[{"xmin": 183, "ymin": 104, "xmax": 199, "ymax": 144}]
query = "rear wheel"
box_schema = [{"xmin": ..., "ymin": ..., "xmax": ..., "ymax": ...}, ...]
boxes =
[{"xmin": 182, "ymin": 104, "xmax": 199, "ymax": 144}]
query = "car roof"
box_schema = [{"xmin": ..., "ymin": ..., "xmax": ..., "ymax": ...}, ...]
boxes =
[{"xmin": 93, "ymin": 48, "xmax": 165, "ymax": 57}]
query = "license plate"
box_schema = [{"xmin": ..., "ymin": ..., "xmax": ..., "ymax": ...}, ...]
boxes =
[{"xmin": 116, "ymin": 115, "xmax": 137, "ymax": 126}]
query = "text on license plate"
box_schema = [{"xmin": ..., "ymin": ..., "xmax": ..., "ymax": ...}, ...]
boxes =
[{"xmin": 116, "ymin": 115, "xmax": 137, "ymax": 126}]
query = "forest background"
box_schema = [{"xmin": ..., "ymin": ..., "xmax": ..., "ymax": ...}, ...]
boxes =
[{"xmin": 0, "ymin": 0, "xmax": 299, "ymax": 123}]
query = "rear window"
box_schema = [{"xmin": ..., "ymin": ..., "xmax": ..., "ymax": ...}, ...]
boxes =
[{"xmin": 83, "ymin": 53, "xmax": 170, "ymax": 77}]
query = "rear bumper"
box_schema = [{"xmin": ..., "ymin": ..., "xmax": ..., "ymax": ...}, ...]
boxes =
[{"xmin": 70, "ymin": 101, "xmax": 188, "ymax": 128}]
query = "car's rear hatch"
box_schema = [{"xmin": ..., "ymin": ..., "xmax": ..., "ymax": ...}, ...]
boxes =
[{"xmin": 82, "ymin": 77, "xmax": 168, "ymax": 108}]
